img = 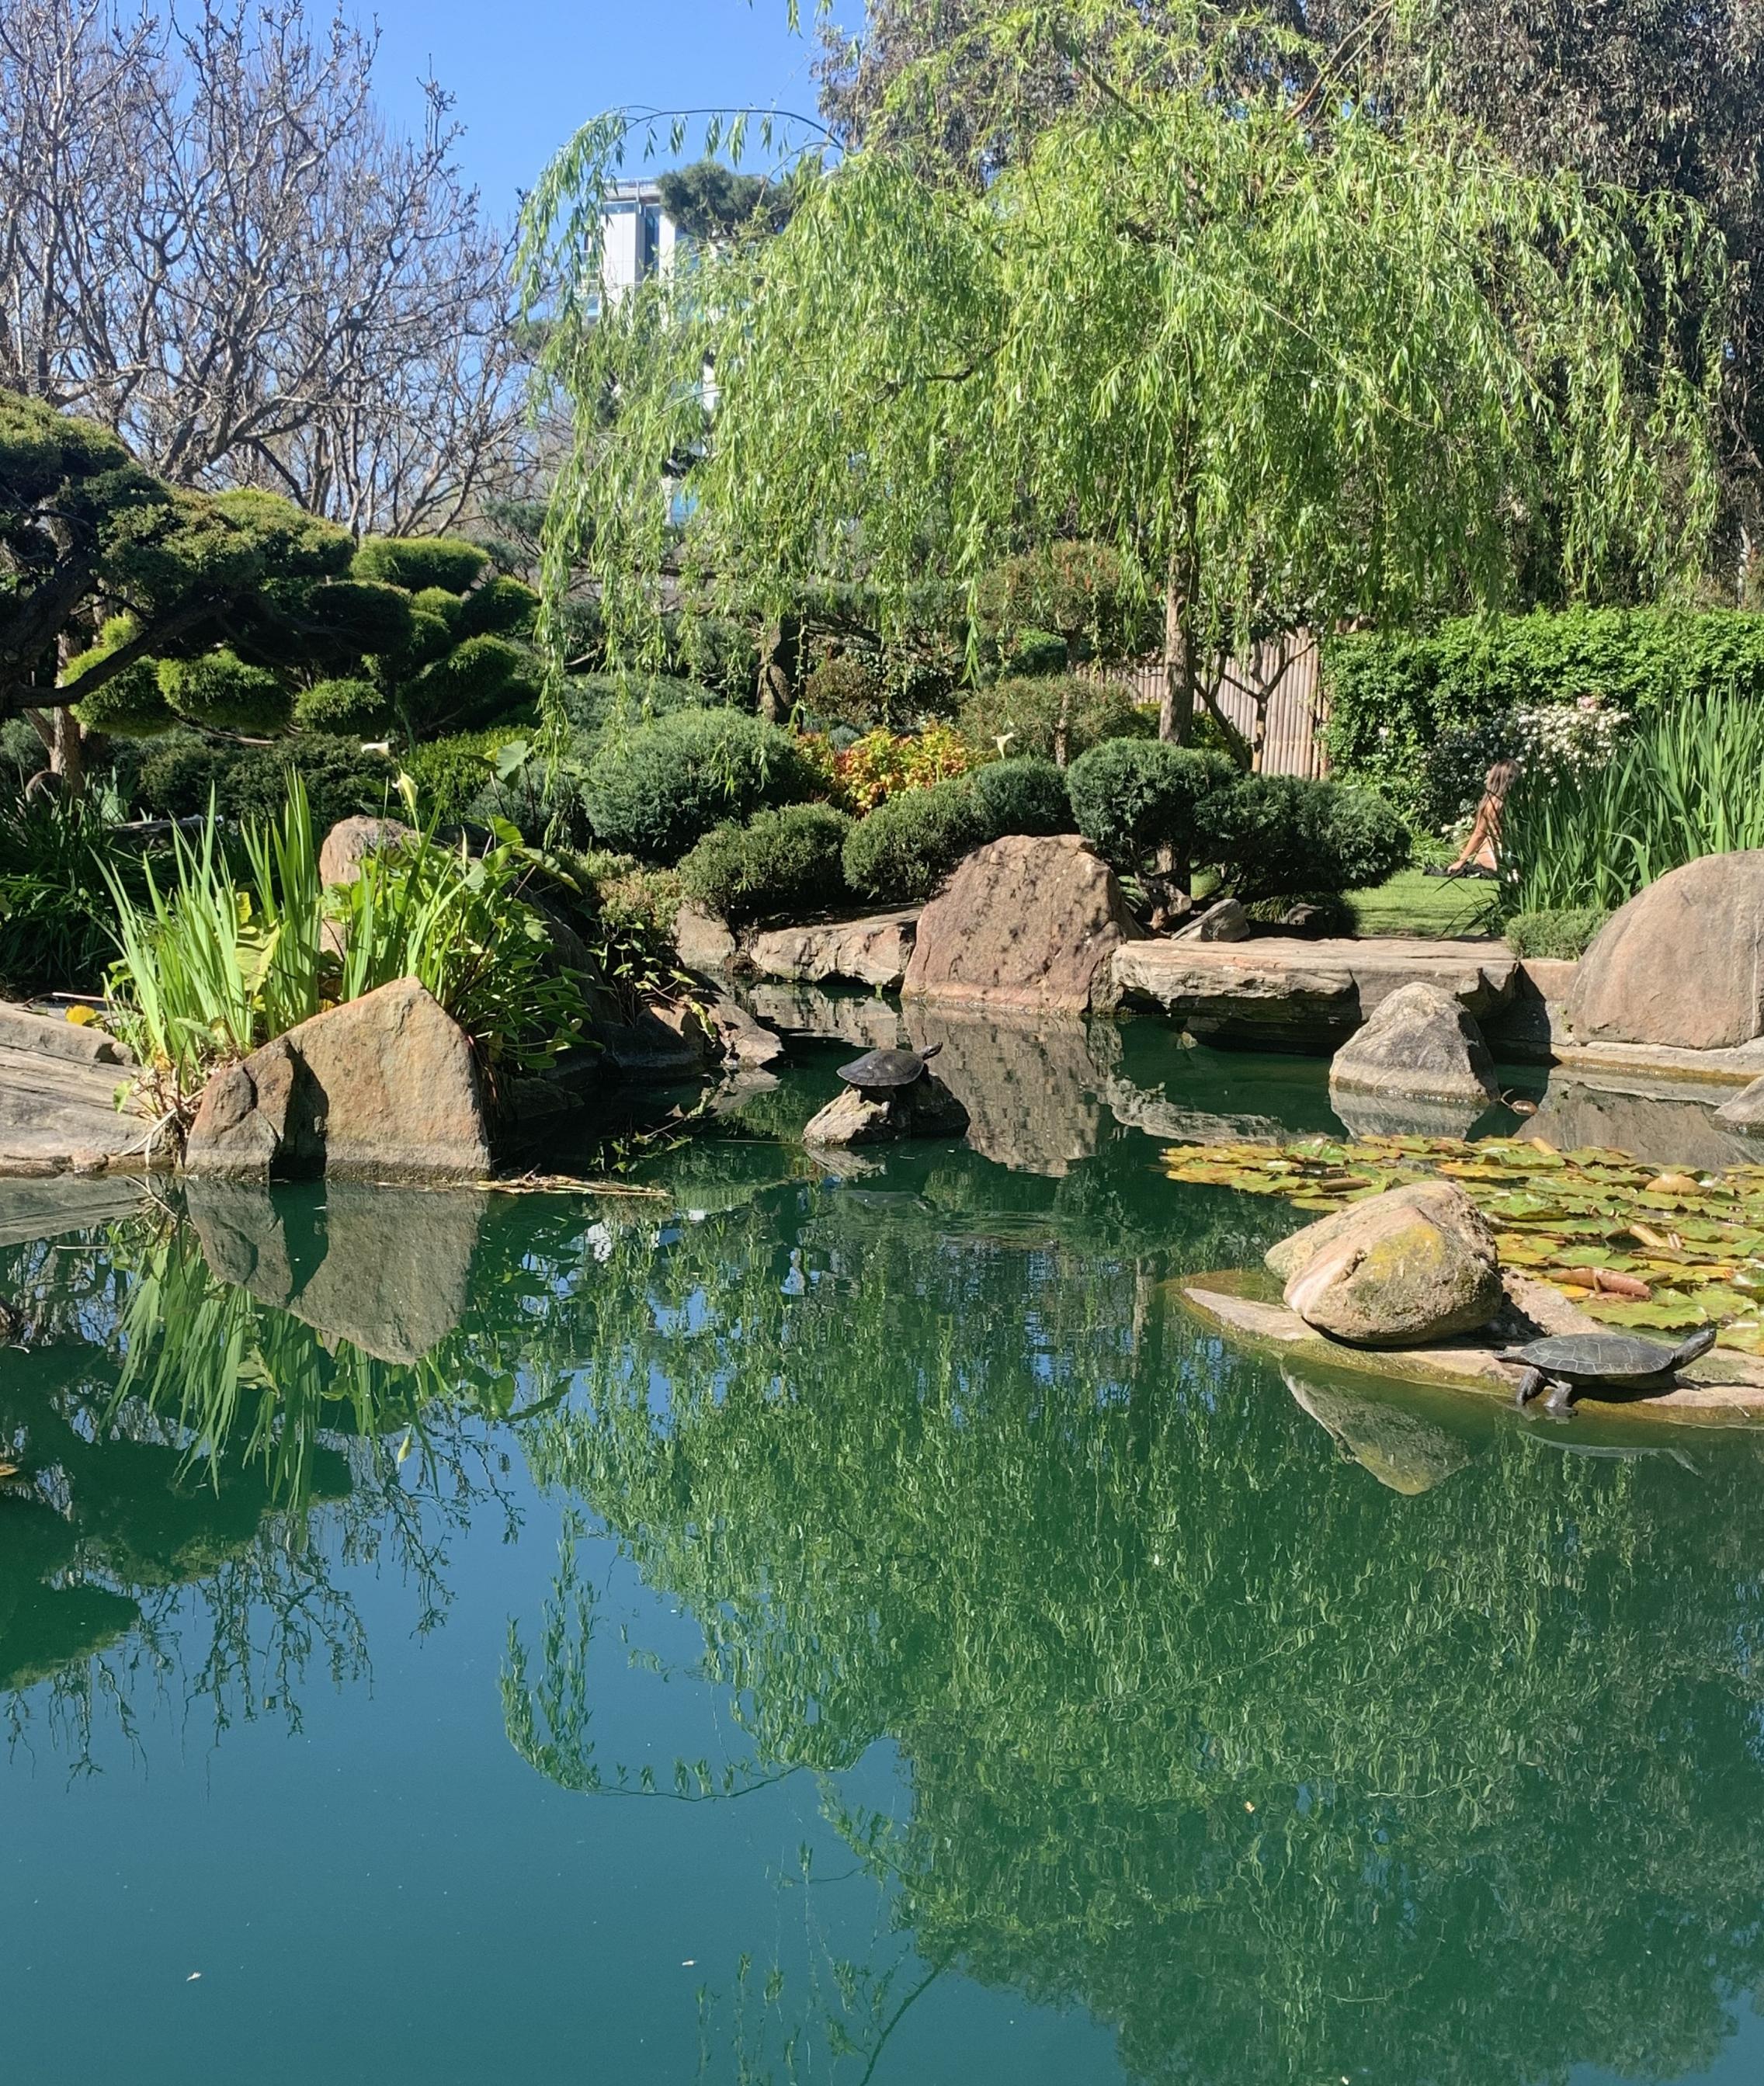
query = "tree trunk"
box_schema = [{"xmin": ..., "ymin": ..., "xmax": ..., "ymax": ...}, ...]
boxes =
[
  {"xmin": 50, "ymin": 706, "xmax": 85, "ymax": 797},
  {"xmin": 1158, "ymin": 574, "xmax": 1193, "ymax": 745},
  {"xmin": 755, "ymin": 615, "xmax": 799, "ymax": 724},
  {"xmin": 1053, "ymin": 677, "xmax": 1072, "ymax": 767}
]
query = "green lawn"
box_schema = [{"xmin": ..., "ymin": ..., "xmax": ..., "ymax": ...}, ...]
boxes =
[{"xmin": 1344, "ymin": 867, "xmax": 1501, "ymax": 940}]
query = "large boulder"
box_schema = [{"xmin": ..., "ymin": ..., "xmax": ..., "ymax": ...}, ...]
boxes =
[
  {"xmin": 318, "ymin": 815, "xmax": 416, "ymax": 889},
  {"xmin": 1266, "ymin": 1178, "xmax": 1503, "ymax": 1347},
  {"xmin": 1328, "ymin": 981, "xmax": 1500, "ymax": 1111},
  {"xmin": 903, "ymin": 835, "xmax": 1140, "ymax": 1015},
  {"xmin": 184, "ymin": 977, "xmax": 491, "ymax": 1182},
  {"xmin": 1567, "ymin": 852, "xmax": 1764, "ymax": 1050},
  {"xmin": 748, "ymin": 911, "xmax": 918, "ymax": 991}
]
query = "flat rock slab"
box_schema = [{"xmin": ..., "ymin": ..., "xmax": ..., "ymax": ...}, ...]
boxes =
[
  {"xmin": 1181, "ymin": 1275, "xmax": 1764, "ymax": 1424},
  {"xmin": 1113, "ymin": 935, "xmax": 1518, "ymax": 1044},
  {"xmin": 748, "ymin": 911, "xmax": 919, "ymax": 991},
  {"xmin": 0, "ymin": 1001, "xmax": 133, "ymax": 1067},
  {"xmin": 1544, "ymin": 1036, "xmax": 1764, "ymax": 1088},
  {"xmin": 0, "ymin": 1045, "xmax": 168, "ymax": 1177}
]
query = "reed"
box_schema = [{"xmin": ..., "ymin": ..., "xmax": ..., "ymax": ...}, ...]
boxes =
[{"xmin": 1503, "ymin": 693, "xmax": 1764, "ymax": 915}]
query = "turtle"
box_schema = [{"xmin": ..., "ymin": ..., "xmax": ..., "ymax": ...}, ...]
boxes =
[
  {"xmin": 1498, "ymin": 1324, "xmax": 1719, "ymax": 1418},
  {"xmin": 835, "ymin": 1042, "xmax": 942, "ymax": 1095}
]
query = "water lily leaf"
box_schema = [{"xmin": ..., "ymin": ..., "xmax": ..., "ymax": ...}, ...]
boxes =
[{"xmin": 1582, "ymin": 1297, "xmax": 1708, "ymax": 1330}]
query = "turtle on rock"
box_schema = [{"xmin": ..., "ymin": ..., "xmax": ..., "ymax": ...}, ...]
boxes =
[
  {"xmin": 835, "ymin": 1042, "xmax": 942, "ymax": 1095},
  {"xmin": 1499, "ymin": 1324, "xmax": 1719, "ymax": 1418}
]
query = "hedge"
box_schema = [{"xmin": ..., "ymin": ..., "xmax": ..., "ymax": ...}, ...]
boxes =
[
  {"xmin": 969, "ymin": 756, "xmax": 1072, "ymax": 838},
  {"xmin": 1066, "ymin": 740, "xmax": 1233, "ymax": 868},
  {"xmin": 1325, "ymin": 607, "xmax": 1764, "ymax": 820},
  {"xmin": 1198, "ymin": 776, "xmax": 1412, "ymax": 899},
  {"xmin": 842, "ymin": 779, "xmax": 984, "ymax": 904}
]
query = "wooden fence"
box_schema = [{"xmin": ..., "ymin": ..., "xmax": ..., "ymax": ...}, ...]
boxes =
[{"xmin": 1092, "ymin": 630, "xmax": 1328, "ymax": 777}]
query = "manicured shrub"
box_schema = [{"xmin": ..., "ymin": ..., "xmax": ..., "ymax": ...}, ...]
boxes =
[
  {"xmin": 1198, "ymin": 775, "xmax": 1411, "ymax": 898},
  {"xmin": 679, "ymin": 804, "xmax": 855, "ymax": 926},
  {"xmin": 560, "ymin": 672, "xmax": 722, "ymax": 738},
  {"xmin": 294, "ymin": 677, "xmax": 391, "ymax": 734},
  {"xmin": 351, "ymin": 535, "xmax": 489, "ymax": 593},
  {"xmin": 158, "ymin": 648, "xmax": 293, "ymax": 734},
  {"xmin": 403, "ymin": 729, "xmax": 523, "ymax": 828},
  {"xmin": 960, "ymin": 675, "xmax": 1151, "ymax": 764},
  {"xmin": 75, "ymin": 656, "xmax": 175, "ymax": 737},
  {"xmin": 584, "ymin": 709, "xmax": 821, "ymax": 864},
  {"xmin": 1067, "ymin": 739, "xmax": 1233, "ymax": 868},
  {"xmin": 400, "ymin": 633, "xmax": 539, "ymax": 735},
  {"xmin": 802, "ymin": 648, "xmax": 884, "ymax": 726},
  {"xmin": 970, "ymin": 755, "xmax": 1072, "ymax": 838},
  {"xmin": 841, "ymin": 779, "xmax": 984, "ymax": 903},
  {"xmin": 1505, "ymin": 907, "xmax": 1610, "ymax": 960},
  {"xmin": 304, "ymin": 578, "xmax": 415, "ymax": 659},
  {"xmin": 456, "ymin": 574, "xmax": 540, "ymax": 639}
]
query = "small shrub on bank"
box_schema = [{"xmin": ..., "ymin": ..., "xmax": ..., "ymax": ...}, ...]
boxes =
[
  {"xmin": 970, "ymin": 756, "xmax": 1072, "ymax": 838},
  {"xmin": 679, "ymin": 804, "xmax": 854, "ymax": 926},
  {"xmin": 1067, "ymin": 740, "xmax": 1232, "ymax": 869},
  {"xmin": 842, "ymin": 779, "xmax": 984, "ymax": 904},
  {"xmin": 1505, "ymin": 906, "xmax": 1610, "ymax": 960},
  {"xmin": 1199, "ymin": 775, "xmax": 1411, "ymax": 899},
  {"xmin": 585, "ymin": 709, "xmax": 821, "ymax": 863}
]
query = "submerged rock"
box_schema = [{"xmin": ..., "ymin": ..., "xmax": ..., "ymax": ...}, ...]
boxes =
[
  {"xmin": 1568, "ymin": 851, "xmax": 1764, "ymax": 1050},
  {"xmin": 802, "ymin": 1072, "xmax": 969, "ymax": 1147},
  {"xmin": 1268, "ymin": 1179, "xmax": 1504, "ymax": 1348},
  {"xmin": 185, "ymin": 977, "xmax": 491, "ymax": 1182},
  {"xmin": 903, "ymin": 835, "xmax": 1140, "ymax": 1015},
  {"xmin": 1328, "ymin": 981, "xmax": 1500, "ymax": 1110}
]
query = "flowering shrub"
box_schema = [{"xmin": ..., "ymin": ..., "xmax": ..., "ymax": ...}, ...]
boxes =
[
  {"xmin": 1425, "ymin": 696, "xmax": 1627, "ymax": 831},
  {"xmin": 803, "ymin": 724, "xmax": 984, "ymax": 814}
]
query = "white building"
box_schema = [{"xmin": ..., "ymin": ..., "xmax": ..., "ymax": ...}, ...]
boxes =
[{"xmin": 597, "ymin": 179, "xmax": 681, "ymax": 306}]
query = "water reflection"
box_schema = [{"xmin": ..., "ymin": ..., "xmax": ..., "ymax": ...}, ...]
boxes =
[{"xmin": 3, "ymin": 1085, "xmax": 1764, "ymax": 2084}]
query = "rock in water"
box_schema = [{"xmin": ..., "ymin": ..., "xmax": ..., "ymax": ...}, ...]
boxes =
[
  {"xmin": 802, "ymin": 1072, "xmax": 970, "ymax": 1147},
  {"xmin": 1267, "ymin": 1179, "xmax": 1503, "ymax": 1347},
  {"xmin": 1328, "ymin": 981, "xmax": 1499, "ymax": 1109},
  {"xmin": 186, "ymin": 977, "xmax": 491, "ymax": 1182},
  {"xmin": 1567, "ymin": 851, "xmax": 1764, "ymax": 1049},
  {"xmin": 902, "ymin": 835, "xmax": 1141, "ymax": 1015}
]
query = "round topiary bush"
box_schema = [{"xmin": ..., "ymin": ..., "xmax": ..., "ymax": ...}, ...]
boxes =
[
  {"xmin": 401, "ymin": 633, "xmax": 539, "ymax": 736},
  {"xmin": 970, "ymin": 755, "xmax": 1072, "ymax": 838},
  {"xmin": 1067, "ymin": 739, "xmax": 1234, "ymax": 868},
  {"xmin": 75, "ymin": 656, "xmax": 175, "ymax": 737},
  {"xmin": 1198, "ymin": 775, "xmax": 1411, "ymax": 899},
  {"xmin": 351, "ymin": 535, "xmax": 489, "ymax": 594},
  {"xmin": 157, "ymin": 649, "xmax": 294, "ymax": 734},
  {"xmin": 679, "ymin": 803, "xmax": 855, "ymax": 927},
  {"xmin": 840, "ymin": 779, "xmax": 984, "ymax": 904},
  {"xmin": 456, "ymin": 574, "xmax": 540, "ymax": 640},
  {"xmin": 585, "ymin": 709, "xmax": 822, "ymax": 864},
  {"xmin": 294, "ymin": 677, "xmax": 391, "ymax": 734}
]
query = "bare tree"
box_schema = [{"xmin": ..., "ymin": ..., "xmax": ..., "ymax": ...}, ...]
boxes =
[{"xmin": 0, "ymin": 0, "xmax": 530, "ymax": 535}]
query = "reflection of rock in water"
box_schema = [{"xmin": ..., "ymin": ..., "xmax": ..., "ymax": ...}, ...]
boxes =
[
  {"xmin": 1528, "ymin": 1079, "xmax": 1756, "ymax": 1170},
  {"xmin": 1330, "ymin": 1090, "xmax": 1494, "ymax": 1142},
  {"xmin": 739, "ymin": 983, "xmax": 908, "ymax": 1051},
  {"xmin": 186, "ymin": 1182, "xmax": 482, "ymax": 1363},
  {"xmin": 0, "ymin": 1174, "xmax": 151, "ymax": 1249},
  {"xmin": 1102, "ymin": 1078, "xmax": 1287, "ymax": 1146},
  {"xmin": 1283, "ymin": 1369, "xmax": 1478, "ymax": 1494},
  {"xmin": 903, "ymin": 1008, "xmax": 1112, "ymax": 1176}
]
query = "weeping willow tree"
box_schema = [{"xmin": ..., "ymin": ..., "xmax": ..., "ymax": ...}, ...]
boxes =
[{"xmin": 518, "ymin": 1, "xmax": 1727, "ymax": 748}]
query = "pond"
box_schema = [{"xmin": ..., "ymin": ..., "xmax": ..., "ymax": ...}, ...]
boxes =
[{"xmin": 4, "ymin": 1028, "xmax": 1764, "ymax": 2085}]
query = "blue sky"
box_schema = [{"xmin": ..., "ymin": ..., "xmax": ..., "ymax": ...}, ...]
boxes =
[{"xmin": 365, "ymin": 2, "xmax": 847, "ymax": 223}]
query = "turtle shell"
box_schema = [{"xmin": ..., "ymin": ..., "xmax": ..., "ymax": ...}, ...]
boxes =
[
  {"xmin": 1504, "ymin": 1331, "xmax": 1683, "ymax": 1384},
  {"xmin": 837, "ymin": 1046, "xmax": 929, "ymax": 1090}
]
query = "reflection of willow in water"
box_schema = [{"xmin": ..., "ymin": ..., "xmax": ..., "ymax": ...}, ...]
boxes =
[
  {"xmin": 0, "ymin": 1215, "xmax": 535, "ymax": 1756},
  {"xmin": 514, "ymin": 1189, "xmax": 1764, "ymax": 2085}
]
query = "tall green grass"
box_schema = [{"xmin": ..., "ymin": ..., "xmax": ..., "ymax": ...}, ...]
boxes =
[
  {"xmin": 104, "ymin": 775, "xmax": 591, "ymax": 1115},
  {"xmin": 1503, "ymin": 694, "xmax": 1764, "ymax": 915}
]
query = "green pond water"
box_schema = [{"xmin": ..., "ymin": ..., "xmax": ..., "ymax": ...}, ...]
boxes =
[{"xmin": 4, "ymin": 1022, "xmax": 1764, "ymax": 2085}]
